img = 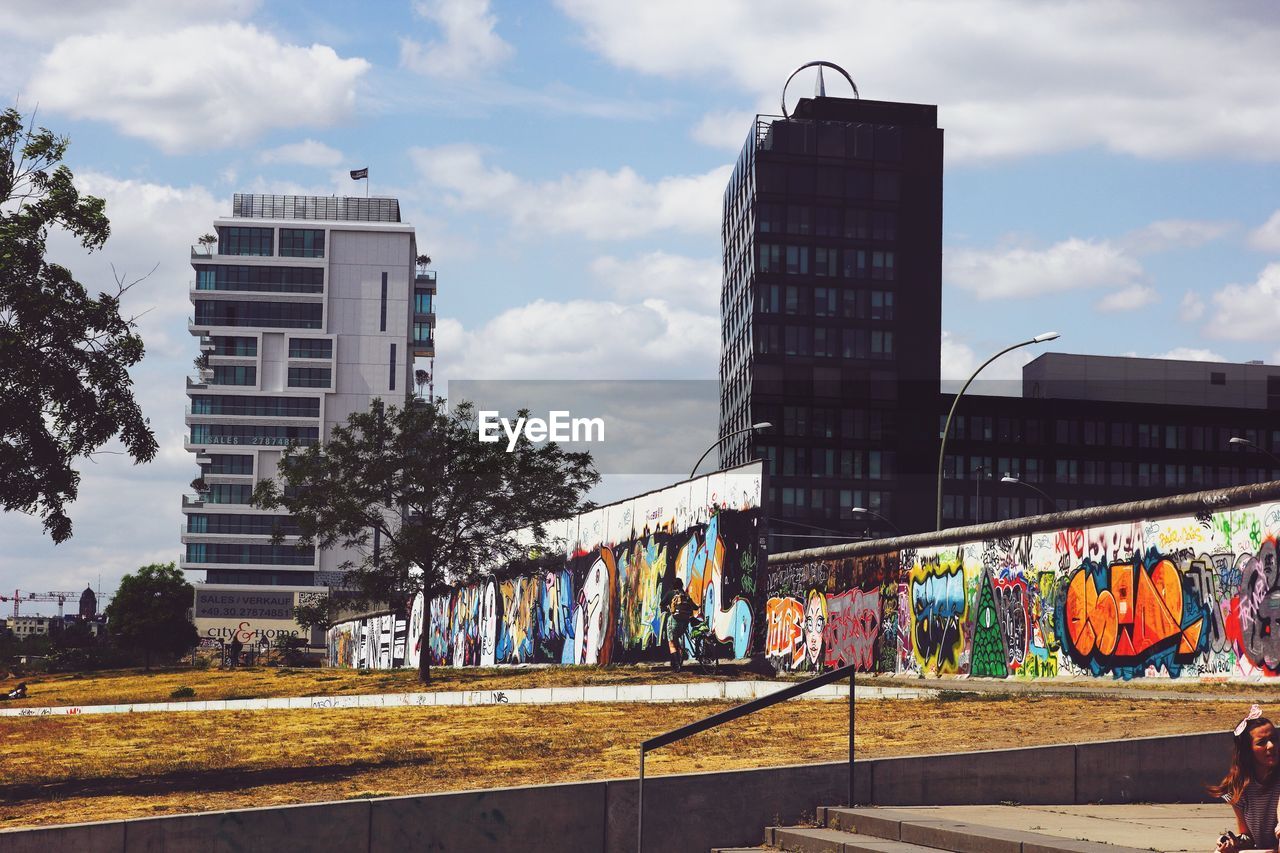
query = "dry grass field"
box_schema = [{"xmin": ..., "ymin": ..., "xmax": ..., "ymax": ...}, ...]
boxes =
[
  {"xmin": 0, "ymin": 663, "xmax": 769, "ymax": 709},
  {"xmin": 0, "ymin": 692, "xmax": 1256, "ymax": 830}
]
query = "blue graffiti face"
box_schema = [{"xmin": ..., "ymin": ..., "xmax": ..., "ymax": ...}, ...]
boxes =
[{"xmin": 911, "ymin": 568, "xmax": 966, "ymax": 669}]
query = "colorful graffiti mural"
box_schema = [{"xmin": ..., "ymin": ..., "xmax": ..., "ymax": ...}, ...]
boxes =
[
  {"xmin": 762, "ymin": 500, "xmax": 1280, "ymax": 681},
  {"xmin": 328, "ymin": 463, "xmax": 764, "ymax": 669}
]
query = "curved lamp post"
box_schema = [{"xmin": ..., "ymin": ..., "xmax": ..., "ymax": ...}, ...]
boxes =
[
  {"xmin": 851, "ymin": 506, "xmax": 903, "ymax": 536},
  {"xmin": 1229, "ymin": 436, "xmax": 1280, "ymax": 471},
  {"xmin": 1000, "ymin": 475, "xmax": 1060, "ymax": 513},
  {"xmin": 936, "ymin": 332, "xmax": 1059, "ymax": 529},
  {"xmin": 690, "ymin": 422, "xmax": 772, "ymax": 479}
]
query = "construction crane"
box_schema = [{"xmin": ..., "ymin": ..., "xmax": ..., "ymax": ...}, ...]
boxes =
[{"xmin": 0, "ymin": 590, "xmax": 86, "ymax": 620}]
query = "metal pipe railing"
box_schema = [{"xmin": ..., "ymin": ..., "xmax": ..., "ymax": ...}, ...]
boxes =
[{"xmin": 637, "ymin": 663, "xmax": 856, "ymax": 853}]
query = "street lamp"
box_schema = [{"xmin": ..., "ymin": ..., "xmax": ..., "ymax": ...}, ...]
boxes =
[
  {"xmin": 1228, "ymin": 436, "xmax": 1280, "ymax": 471},
  {"xmin": 936, "ymin": 332, "xmax": 1060, "ymax": 529},
  {"xmin": 1000, "ymin": 474, "xmax": 1060, "ymax": 513},
  {"xmin": 689, "ymin": 422, "xmax": 772, "ymax": 478},
  {"xmin": 851, "ymin": 506, "xmax": 903, "ymax": 536}
]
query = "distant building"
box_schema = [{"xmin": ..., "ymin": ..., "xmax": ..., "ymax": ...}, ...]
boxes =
[
  {"xmin": 716, "ymin": 79, "xmax": 1280, "ymax": 545},
  {"xmin": 6, "ymin": 616, "xmax": 54, "ymax": 638},
  {"xmin": 78, "ymin": 585, "xmax": 96, "ymax": 619},
  {"xmin": 181, "ymin": 194, "xmax": 436, "ymax": 586}
]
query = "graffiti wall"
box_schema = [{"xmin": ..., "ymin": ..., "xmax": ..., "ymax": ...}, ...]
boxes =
[
  {"xmin": 327, "ymin": 462, "xmax": 765, "ymax": 668},
  {"xmin": 764, "ymin": 501, "xmax": 1280, "ymax": 681}
]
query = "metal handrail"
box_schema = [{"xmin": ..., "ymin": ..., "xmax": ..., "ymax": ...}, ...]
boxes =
[{"xmin": 636, "ymin": 662, "xmax": 855, "ymax": 853}]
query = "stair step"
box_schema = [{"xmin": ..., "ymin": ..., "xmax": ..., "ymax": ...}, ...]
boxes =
[
  {"xmin": 769, "ymin": 825, "xmax": 938, "ymax": 853},
  {"xmin": 815, "ymin": 806, "xmax": 1149, "ymax": 853}
]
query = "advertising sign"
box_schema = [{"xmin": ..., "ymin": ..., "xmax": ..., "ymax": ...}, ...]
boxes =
[{"xmin": 192, "ymin": 584, "xmax": 325, "ymax": 645}]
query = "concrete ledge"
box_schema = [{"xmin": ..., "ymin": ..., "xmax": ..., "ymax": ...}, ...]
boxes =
[
  {"xmin": 871, "ymin": 743, "xmax": 1075, "ymax": 806},
  {"xmin": 1074, "ymin": 729, "xmax": 1228, "ymax": 803},
  {"xmin": 123, "ymin": 799, "xmax": 371, "ymax": 853},
  {"xmin": 0, "ymin": 819, "xmax": 125, "ymax": 853}
]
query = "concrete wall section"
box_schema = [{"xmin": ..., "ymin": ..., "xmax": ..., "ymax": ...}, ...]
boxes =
[
  {"xmin": 0, "ymin": 732, "xmax": 1233, "ymax": 853},
  {"xmin": 369, "ymin": 782, "xmax": 607, "ymax": 851}
]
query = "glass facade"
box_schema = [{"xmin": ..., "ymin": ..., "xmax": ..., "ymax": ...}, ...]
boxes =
[
  {"xmin": 204, "ymin": 454, "xmax": 253, "ymax": 475},
  {"xmin": 210, "ymin": 336, "xmax": 257, "ymax": 356},
  {"xmin": 191, "ymin": 395, "xmax": 319, "ymax": 417},
  {"xmin": 196, "ymin": 265, "xmax": 323, "ymax": 293},
  {"xmin": 191, "ymin": 424, "xmax": 319, "ymax": 447},
  {"xmin": 187, "ymin": 513, "xmax": 300, "ymax": 535},
  {"xmin": 287, "ymin": 367, "xmax": 331, "ymax": 388},
  {"xmin": 288, "ymin": 338, "xmax": 332, "ymax": 359},
  {"xmin": 217, "ymin": 226, "xmax": 273, "ymax": 256},
  {"xmin": 195, "ymin": 300, "xmax": 322, "ymax": 329},
  {"xmin": 210, "ymin": 365, "xmax": 256, "ymax": 386},
  {"xmin": 185, "ymin": 542, "xmax": 315, "ymax": 565},
  {"xmin": 279, "ymin": 229, "xmax": 325, "ymax": 258}
]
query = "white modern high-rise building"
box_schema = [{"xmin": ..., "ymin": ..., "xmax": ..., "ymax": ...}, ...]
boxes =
[{"xmin": 181, "ymin": 194, "xmax": 437, "ymax": 586}]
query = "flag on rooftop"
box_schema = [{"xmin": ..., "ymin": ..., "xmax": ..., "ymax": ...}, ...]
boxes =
[{"xmin": 349, "ymin": 167, "xmax": 368, "ymax": 180}]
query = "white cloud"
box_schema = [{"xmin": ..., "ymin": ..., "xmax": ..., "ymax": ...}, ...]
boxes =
[
  {"xmin": 1205, "ymin": 263, "xmax": 1280, "ymax": 340},
  {"xmin": 557, "ymin": 0, "xmax": 1280, "ymax": 162},
  {"xmin": 0, "ymin": 0, "xmax": 258, "ymax": 40},
  {"xmin": 401, "ymin": 0, "xmax": 513, "ymax": 78},
  {"xmin": 946, "ymin": 238, "xmax": 1143, "ymax": 300},
  {"xmin": 29, "ymin": 23, "xmax": 369, "ymax": 153},
  {"xmin": 1119, "ymin": 219, "xmax": 1232, "ymax": 254},
  {"xmin": 590, "ymin": 252, "xmax": 720, "ymax": 311},
  {"xmin": 1249, "ymin": 210, "xmax": 1280, "ymax": 253},
  {"xmin": 691, "ymin": 109, "xmax": 759, "ymax": 151},
  {"xmin": 258, "ymin": 139, "xmax": 344, "ymax": 168},
  {"xmin": 1147, "ymin": 347, "xmax": 1226, "ymax": 362},
  {"xmin": 939, "ymin": 331, "xmax": 1026, "ymax": 395},
  {"xmin": 436, "ymin": 297, "xmax": 719, "ymax": 381},
  {"xmin": 1095, "ymin": 284, "xmax": 1158, "ymax": 313},
  {"xmin": 411, "ymin": 144, "xmax": 730, "ymax": 239},
  {"xmin": 0, "ymin": 172, "xmax": 227, "ymax": 597},
  {"xmin": 1179, "ymin": 290, "xmax": 1206, "ymax": 323}
]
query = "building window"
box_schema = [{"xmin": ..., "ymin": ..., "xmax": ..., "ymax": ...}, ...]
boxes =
[
  {"xmin": 191, "ymin": 395, "xmax": 319, "ymax": 417},
  {"xmin": 205, "ymin": 454, "xmax": 253, "ymax": 475},
  {"xmin": 870, "ymin": 291, "xmax": 894, "ymax": 320},
  {"xmin": 413, "ymin": 323, "xmax": 432, "ymax": 345},
  {"xmin": 203, "ymin": 483, "xmax": 254, "ymax": 504},
  {"xmin": 758, "ymin": 244, "xmax": 783, "ymax": 273},
  {"xmin": 185, "ymin": 542, "xmax": 315, "ymax": 566},
  {"xmin": 279, "ymin": 228, "xmax": 325, "ymax": 258},
  {"xmin": 195, "ymin": 300, "xmax": 322, "ymax": 329},
  {"xmin": 389, "ymin": 343, "xmax": 397, "ymax": 391},
  {"xmin": 187, "ymin": 514, "xmax": 299, "ymax": 536},
  {"xmin": 288, "ymin": 367, "xmax": 331, "ymax": 388},
  {"xmin": 217, "ymin": 227, "xmax": 273, "ymax": 256},
  {"xmin": 842, "ymin": 249, "xmax": 866, "ymax": 279},
  {"xmin": 191, "ymin": 424, "xmax": 319, "ymax": 448},
  {"xmin": 785, "ymin": 204, "xmax": 812, "ymax": 235},
  {"xmin": 195, "ymin": 265, "xmax": 322, "ymax": 293},
  {"xmin": 380, "ymin": 272, "xmax": 388, "ymax": 332},
  {"xmin": 288, "ymin": 338, "xmax": 332, "ymax": 359},
  {"xmin": 785, "ymin": 245, "xmax": 809, "ymax": 275},
  {"xmin": 210, "ymin": 336, "xmax": 257, "ymax": 356},
  {"xmin": 211, "ymin": 365, "xmax": 256, "ymax": 386},
  {"xmin": 414, "ymin": 291, "xmax": 433, "ymax": 314}
]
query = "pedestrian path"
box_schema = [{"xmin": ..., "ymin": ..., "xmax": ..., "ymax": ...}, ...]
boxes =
[
  {"xmin": 0, "ymin": 679, "xmax": 935, "ymax": 718},
  {"xmin": 893, "ymin": 803, "xmax": 1235, "ymax": 853}
]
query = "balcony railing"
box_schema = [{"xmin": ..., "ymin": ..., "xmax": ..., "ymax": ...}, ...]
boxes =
[{"xmin": 191, "ymin": 244, "xmax": 216, "ymax": 258}]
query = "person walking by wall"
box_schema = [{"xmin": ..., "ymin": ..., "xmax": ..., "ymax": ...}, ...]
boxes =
[{"xmin": 661, "ymin": 578, "xmax": 698, "ymax": 672}]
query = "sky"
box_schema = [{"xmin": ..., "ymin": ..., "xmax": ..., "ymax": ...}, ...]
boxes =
[{"xmin": 2, "ymin": 0, "xmax": 1280, "ymax": 612}]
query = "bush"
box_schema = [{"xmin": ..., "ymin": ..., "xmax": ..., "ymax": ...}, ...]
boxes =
[
  {"xmin": 45, "ymin": 646, "xmax": 134, "ymax": 673},
  {"xmin": 191, "ymin": 656, "xmax": 211, "ymax": 670},
  {"xmin": 170, "ymin": 686, "xmax": 196, "ymax": 699}
]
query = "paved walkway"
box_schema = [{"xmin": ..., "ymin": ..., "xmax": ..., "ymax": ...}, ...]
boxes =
[
  {"xmin": 899, "ymin": 803, "xmax": 1236, "ymax": 853},
  {"xmin": 0, "ymin": 679, "xmax": 934, "ymax": 718}
]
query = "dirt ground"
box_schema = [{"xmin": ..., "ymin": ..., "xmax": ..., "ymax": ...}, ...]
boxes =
[{"xmin": 0, "ymin": 693, "xmax": 1258, "ymax": 831}]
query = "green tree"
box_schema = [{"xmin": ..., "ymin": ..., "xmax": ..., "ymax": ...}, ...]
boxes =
[
  {"xmin": 0, "ymin": 107, "xmax": 157, "ymax": 542},
  {"xmin": 253, "ymin": 398, "xmax": 599, "ymax": 683},
  {"xmin": 104, "ymin": 562, "xmax": 198, "ymax": 670}
]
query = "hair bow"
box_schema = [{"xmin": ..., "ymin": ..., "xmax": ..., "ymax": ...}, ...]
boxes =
[{"xmin": 1235, "ymin": 704, "xmax": 1263, "ymax": 736}]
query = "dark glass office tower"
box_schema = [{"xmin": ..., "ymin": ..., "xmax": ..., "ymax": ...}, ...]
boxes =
[{"xmin": 719, "ymin": 95, "xmax": 943, "ymax": 547}]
